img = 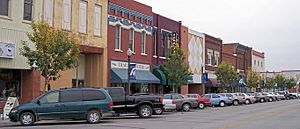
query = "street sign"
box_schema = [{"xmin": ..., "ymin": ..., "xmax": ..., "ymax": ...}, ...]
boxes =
[{"xmin": 130, "ymin": 63, "xmax": 136, "ymax": 80}]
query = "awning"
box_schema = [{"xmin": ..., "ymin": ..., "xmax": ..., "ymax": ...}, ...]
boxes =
[
  {"xmin": 153, "ymin": 68, "xmax": 167, "ymax": 85},
  {"xmin": 110, "ymin": 69, "xmax": 160, "ymax": 84},
  {"xmin": 206, "ymin": 78, "xmax": 220, "ymax": 87}
]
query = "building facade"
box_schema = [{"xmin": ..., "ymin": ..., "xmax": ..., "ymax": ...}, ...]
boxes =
[
  {"xmin": 0, "ymin": 0, "xmax": 43, "ymax": 106},
  {"xmin": 152, "ymin": 13, "xmax": 182, "ymax": 93},
  {"xmin": 46, "ymin": 0, "xmax": 109, "ymax": 90},
  {"xmin": 252, "ymin": 50, "xmax": 265, "ymax": 72},
  {"xmin": 204, "ymin": 34, "xmax": 223, "ymax": 93},
  {"xmin": 107, "ymin": 0, "xmax": 160, "ymax": 94}
]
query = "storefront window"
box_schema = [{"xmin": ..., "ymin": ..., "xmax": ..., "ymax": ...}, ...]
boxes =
[{"xmin": 0, "ymin": 69, "xmax": 21, "ymax": 100}]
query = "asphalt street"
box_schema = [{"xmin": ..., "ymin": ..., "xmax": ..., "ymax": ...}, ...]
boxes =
[{"xmin": 1, "ymin": 99, "xmax": 300, "ymax": 129}]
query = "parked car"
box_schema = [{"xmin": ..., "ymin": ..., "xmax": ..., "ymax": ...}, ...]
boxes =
[
  {"xmin": 203, "ymin": 93, "xmax": 231, "ymax": 107},
  {"xmin": 274, "ymin": 92, "xmax": 285, "ymax": 100},
  {"xmin": 240, "ymin": 93, "xmax": 256, "ymax": 104},
  {"xmin": 219, "ymin": 93, "xmax": 244, "ymax": 106},
  {"xmin": 248, "ymin": 92, "xmax": 268, "ymax": 103},
  {"xmin": 163, "ymin": 93, "xmax": 198, "ymax": 112},
  {"xmin": 278, "ymin": 91, "xmax": 293, "ymax": 99},
  {"xmin": 162, "ymin": 94, "xmax": 176, "ymax": 111},
  {"xmin": 186, "ymin": 94, "xmax": 211, "ymax": 109},
  {"xmin": 9, "ymin": 88, "xmax": 114, "ymax": 126},
  {"xmin": 290, "ymin": 93, "xmax": 299, "ymax": 99},
  {"xmin": 268, "ymin": 92, "xmax": 280, "ymax": 101},
  {"xmin": 104, "ymin": 87, "xmax": 164, "ymax": 117},
  {"xmin": 262, "ymin": 92, "xmax": 276, "ymax": 102}
]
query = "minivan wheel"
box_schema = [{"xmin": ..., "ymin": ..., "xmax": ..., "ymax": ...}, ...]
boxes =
[
  {"xmin": 233, "ymin": 100, "xmax": 239, "ymax": 106},
  {"xmin": 245, "ymin": 99, "xmax": 250, "ymax": 105},
  {"xmin": 20, "ymin": 112, "xmax": 35, "ymax": 126},
  {"xmin": 219, "ymin": 101, "xmax": 226, "ymax": 107},
  {"xmin": 87, "ymin": 110, "xmax": 101, "ymax": 124},
  {"xmin": 198, "ymin": 103, "xmax": 205, "ymax": 109},
  {"xmin": 138, "ymin": 105, "xmax": 153, "ymax": 118},
  {"xmin": 182, "ymin": 103, "xmax": 191, "ymax": 112}
]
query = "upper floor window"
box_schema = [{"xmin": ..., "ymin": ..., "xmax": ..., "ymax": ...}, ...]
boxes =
[
  {"xmin": 24, "ymin": 0, "xmax": 33, "ymax": 21},
  {"xmin": 261, "ymin": 62, "xmax": 263, "ymax": 67},
  {"xmin": 44, "ymin": 0, "xmax": 54, "ymax": 26},
  {"xmin": 207, "ymin": 49, "xmax": 213, "ymax": 65},
  {"xmin": 153, "ymin": 31, "xmax": 157, "ymax": 56},
  {"xmin": 79, "ymin": 0, "xmax": 87, "ymax": 33},
  {"xmin": 115, "ymin": 25, "xmax": 121, "ymax": 50},
  {"xmin": 214, "ymin": 51, "xmax": 220, "ymax": 66},
  {"xmin": 141, "ymin": 31, "xmax": 146, "ymax": 54},
  {"xmin": 129, "ymin": 28, "xmax": 135, "ymax": 52},
  {"xmin": 94, "ymin": 4, "xmax": 102, "ymax": 36},
  {"xmin": 161, "ymin": 35, "xmax": 166, "ymax": 57},
  {"xmin": 0, "ymin": 0, "xmax": 9, "ymax": 16},
  {"xmin": 62, "ymin": 0, "xmax": 71, "ymax": 30},
  {"xmin": 254, "ymin": 60, "xmax": 256, "ymax": 66}
]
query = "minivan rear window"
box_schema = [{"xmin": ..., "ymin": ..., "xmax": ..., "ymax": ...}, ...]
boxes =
[
  {"xmin": 60, "ymin": 90, "xmax": 82, "ymax": 102},
  {"xmin": 83, "ymin": 90, "xmax": 106, "ymax": 101}
]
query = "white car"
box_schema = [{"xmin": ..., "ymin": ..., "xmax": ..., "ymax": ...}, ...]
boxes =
[
  {"xmin": 162, "ymin": 95, "xmax": 176, "ymax": 111},
  {"xmin": 274, "ymin": 93, "xmax": 285, "ymax": 100},
  {"xmin": 241, "ymin": 93, "xmax": 256, "ymax": 104},
  {"xmin": 290, "ymin": 93, "xmax": 299, "ymax": 99},
  {"xmin": 263, "ymin": 92, "xmax": 276, "ymax": 102}
]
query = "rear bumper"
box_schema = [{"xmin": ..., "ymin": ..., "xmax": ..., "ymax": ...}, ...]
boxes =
[
  {"xmin": 102, "ymin": 111, "xmax": 115, "ymax": 117},
  {"xmin": 163, "ymin": 104, "xmax": 176, "ymax": 110}
]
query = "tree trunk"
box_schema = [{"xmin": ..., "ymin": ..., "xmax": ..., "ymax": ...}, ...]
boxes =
[{"xmin": 43, "ymin": 76, "xmax": 47, "ymax": 93}]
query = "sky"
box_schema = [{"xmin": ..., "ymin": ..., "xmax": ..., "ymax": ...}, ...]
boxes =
[{"xmin": 136, "ymin": 0, "xmax": 300, "ymax": 71}]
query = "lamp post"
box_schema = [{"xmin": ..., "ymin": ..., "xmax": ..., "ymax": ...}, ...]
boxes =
[{"xmin": 127, "ymin": 48, "xmax": 133, "ymax": 95}]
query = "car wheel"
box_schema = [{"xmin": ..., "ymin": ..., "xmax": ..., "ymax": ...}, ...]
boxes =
[
  {"xmin": 233, "ymin": 100, "xmax": 239, "ymax": 106},
  {"xmin": 245, "ymin": 99, "xmax": 250, "ymax": 104},
  {"xmin": 138, "ymin": 105, "xmax": 153, "ymax": 118},
  {"xmin": 182, "ymin": 103, "xmax": 191, "ymax": 112},
  {"xmin": 260, "ymin": 98, "xmax": 265, "ymax": 103},
  {"xmin": 87, "ymin": 110, "xmax": 101, "ymax": 124},
  {"xmin": 198, "ymin": 103, "xmax": 205, "ymax": 109},
  {"xmin": 154, "ymin": 108, "xmax": 163, "ymax": 115},
  {"xmin": 269, "ymin": 98, "xmax": 273, "ymax": 102},
  {"xmin": 219, "ymin": 101, "xmax": 226, "ymax": 107},
  {"xmin": 20, "ymin": 112, "xmax": 35, "ymax": 126}
]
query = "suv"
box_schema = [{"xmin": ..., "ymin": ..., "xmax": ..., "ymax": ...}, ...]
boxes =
[
  {"xmin": 9, "ymin": 88, "xmax": 113, "ymax": 126},
  {"xmin": 104, "ymin": 87, "xmax": 164, "ymax": 117}
]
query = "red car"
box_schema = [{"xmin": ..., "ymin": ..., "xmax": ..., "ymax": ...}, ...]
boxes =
[{"xmin": 186, "ymin": 94, "xmax": 211, "ymax": 109}]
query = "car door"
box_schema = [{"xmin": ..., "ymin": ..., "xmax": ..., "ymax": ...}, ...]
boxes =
[
  {"xmin": 60, "ymin": 90, "xmax": 84, "ymax": 119},
  {"xmin": 211, "ymin": 94, "xmax": 221, "ymax": 105},
  {"xmin": 172, "ymin": 94, "xmax": 184, "ymax": 109},
  {"xmin": 36, "ymin": 91, "xmax": 61, "ymax": 120}
]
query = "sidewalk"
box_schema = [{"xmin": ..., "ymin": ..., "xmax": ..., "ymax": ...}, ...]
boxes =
[{"xmin": 0, "ymin": 119, "xmax": 14, "ymax": 127}]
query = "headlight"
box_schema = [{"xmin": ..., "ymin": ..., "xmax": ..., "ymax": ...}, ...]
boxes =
[{"xmin": 10, "ymin": 108, "xmax": 18, "ymax": 113}]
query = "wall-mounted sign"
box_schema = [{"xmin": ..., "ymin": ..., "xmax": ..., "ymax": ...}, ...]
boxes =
[
  {"xmin": 111, "ymin": 60, "xmax": 150, "ymax": 71},
  {"xmin": 0, "ymin": 42, "xmax": 15, "ymax": 58}
]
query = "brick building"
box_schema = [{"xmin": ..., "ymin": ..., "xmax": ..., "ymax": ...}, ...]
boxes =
[
  {"xmin": 107, "ymin": 0, "xmax": 160, "ymax": 94},
  {"xmin": 222, "ymin": 43, "xmax": 252, "ymax": 91},
  {"xmin": 202, "ymin": 34, "xmax": 223, "ymax": 93},
  {"xmin": 152, "ymin": 13, "xmax": 182, "ymax": 93}
]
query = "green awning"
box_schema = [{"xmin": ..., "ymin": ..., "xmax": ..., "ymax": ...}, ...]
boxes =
[
  {"xmin": 110, "ymin": 68, "xmax": 160, "ymax": 84},
  {"xmin": 153, "ymin": 68, "xmax": 167, "ymax": 85}
]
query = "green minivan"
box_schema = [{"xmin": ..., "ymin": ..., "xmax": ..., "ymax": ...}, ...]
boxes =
[{"xmin": 9, "ymin": 88, "xmax": 114, "ymax": 126}]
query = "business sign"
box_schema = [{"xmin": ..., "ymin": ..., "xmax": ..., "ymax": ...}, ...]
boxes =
[
  {"xmin": 3, "ymin": 97, "xmax": 19, "ymax": 119},
  {"xmin": 130, "ymin": 63, "xmax": 136, "ymax": 80},
  {"xmin": 0, "ymin": 42, "xmax": 15, "ymax": 58},
  {"xmin": 111, "ymin": 60, "xmax": 150, "ymax": 71}
]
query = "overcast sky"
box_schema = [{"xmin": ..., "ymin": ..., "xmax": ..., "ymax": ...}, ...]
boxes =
[{"xmin": 136, "ymin": 0, "xmax": 300, "ymax": 71}]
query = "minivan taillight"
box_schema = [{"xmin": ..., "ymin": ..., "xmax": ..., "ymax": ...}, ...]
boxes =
[
  {"xmin": 172, "ymin": 100, "xmax": 175, "ymax": 104},
  {"xmin": 109, "ymin": 101, "xmax": 113, "ymax": 109}
]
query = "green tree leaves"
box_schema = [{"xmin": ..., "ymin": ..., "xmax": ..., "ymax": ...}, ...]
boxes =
[
  {"xmin": 246, "ymin": 70, "xmax": 261, "ymax": 88},
  {"xmin": 215, "ymin": 62, "xmax": 238, "ymax": 91}
]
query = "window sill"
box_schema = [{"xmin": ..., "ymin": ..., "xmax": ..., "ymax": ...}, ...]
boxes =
[
  {"xmin": 0, "ymin": 15, "xmax": 12, "ymax": 21},
  {"xmin": 78, "ymin": 32, "xmax": 88, "ymax": 35},
  {"xmin": 62, "ymin": 28, "xmax": 72, "ymax": 32},
  {"xmin": 141, "ymin": 53, "xmax": 147, "ymax": 56},
  {"xmin": 22, "ymin": 20, "xmax": 32, "ymax": 25},
  {"xmin": 114, "ymin": 49, "xmax": 123, "ymax": 52},
  {"xmin": 94, "ymin": 34, "xmax": 102, "ymax": 38},
  {"xmin": 159, "ymin": 57, "xmax": 167, "ymax": 59},
  {"xmin": 153, "ymin": 55, "xmax": 157, "ymax": 58}
]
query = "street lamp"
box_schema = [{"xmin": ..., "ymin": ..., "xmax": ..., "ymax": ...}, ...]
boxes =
[{"xmin": 127, "ymin": 48, "xmax": 134, "ymax": 95}]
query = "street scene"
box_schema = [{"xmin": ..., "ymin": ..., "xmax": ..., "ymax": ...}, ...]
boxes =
[{"xmin": 1, "ymin": 0, "xmax": 300, "ymax": 129}]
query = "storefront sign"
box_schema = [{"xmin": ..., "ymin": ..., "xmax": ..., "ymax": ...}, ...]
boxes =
[
  {"xmin": 111, "ymin": 60, "xmax": 150, "ymax": 71},
  {"xmin": 3, "ymin": 97, "xmax": 19, "ymax": 119},
  {"xmin": 0, "ymin": 42, "xmax": 15, "ymax": 58}
]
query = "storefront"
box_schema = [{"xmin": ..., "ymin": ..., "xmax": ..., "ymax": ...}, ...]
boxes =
[
  {"xmin": 0, "ymin": 69, "xmax": 21, "ymax": 101},
  {"xmin": 110, "ymin": 60, "xmax": 160, "ymax": 94}
]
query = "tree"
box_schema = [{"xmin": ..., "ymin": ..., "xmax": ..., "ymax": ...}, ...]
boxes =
[
  {"xmin": 161, "ymin": 43, "xmax": 191, "ymax": 93},
  {"xmin": 20, "ymin": 21, "xmax": 79, "ymax": 92},
  {"xmin": 285, "ymin": 77, "xmax": 297, "ymax": 89},
  {"xmin": 215, "ymin": 62, "xmax": 239, "ymax": 92},
  {"xmin": 274, "ymin": 74, "xmax": 286, "ymax": 90},
  {"xmin": 265, "ymin": 77, "xmax": 275, "ymax": 90},
  {"xmin": 246, "ymin": 70, "xmax": 261, "ymax": 89}
]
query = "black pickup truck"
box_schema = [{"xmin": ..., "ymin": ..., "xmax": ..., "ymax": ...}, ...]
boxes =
[{"xmin": 104, "ymin": 87, "xmax": 164, "ymax": 118}]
